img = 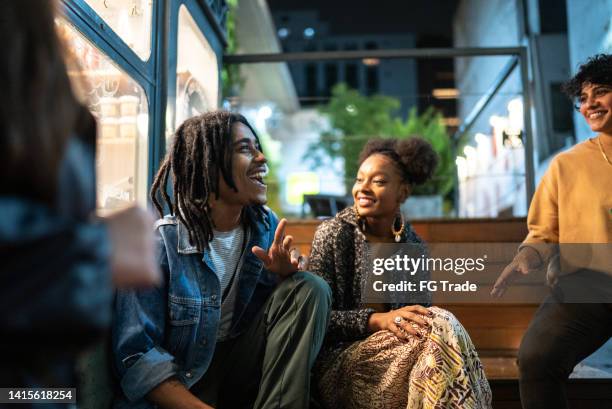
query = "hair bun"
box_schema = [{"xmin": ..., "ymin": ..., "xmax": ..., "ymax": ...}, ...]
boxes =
[
  {"xmin": 395, "ymin": 137, "xmax": 438, "ymax": 185},
  {"xmin": 358, "ymin": 137, "xmax": 438, "ymax": 185}
]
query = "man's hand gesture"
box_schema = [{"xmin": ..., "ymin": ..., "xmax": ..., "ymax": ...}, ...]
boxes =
[{"xmin": 252, "ymin": 219, "xmax": 307, "ymax": 278}]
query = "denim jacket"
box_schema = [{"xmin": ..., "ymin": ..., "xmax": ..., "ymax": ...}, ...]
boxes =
[{"xmin": 112, "ymin": 206, "xmax": 279, "ymax": 408}]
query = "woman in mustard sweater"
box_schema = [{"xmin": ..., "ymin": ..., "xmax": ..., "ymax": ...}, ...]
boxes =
[{"xmin": 492, "ymin": 54, "xmax": 612, "ymax": 409}]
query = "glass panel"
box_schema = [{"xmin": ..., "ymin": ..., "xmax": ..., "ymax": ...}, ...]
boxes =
[
  {"xmin": 228, "ymin": 56, "xmax": 530, "ymax": 220},
  {"xmin": 84, "ymin": 0, "xmax": 153, "ymax": 60},
  {"xmin": 57, "ymin": 19, "xmax": 150, "ymax": 211},
  {"xmin": 455, "ymin": 56, "xmax": 526, "ymax": 219},
  {"xmin": 172, "ymin": 5, "xmax": 219, "ymax": 138}
]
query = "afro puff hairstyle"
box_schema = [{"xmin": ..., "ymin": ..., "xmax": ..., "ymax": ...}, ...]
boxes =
[
  {"xmin": 358, "ymin": 137, "xmax": 438, "ymax": 185},
  {"xmin": 562, "ymin": 54, "xmax": 612, "ymax": 100}
]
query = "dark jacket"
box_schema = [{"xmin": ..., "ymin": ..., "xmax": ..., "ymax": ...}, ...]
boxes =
[{"xmin": 0, "ymin": 134, "xmax": 113, "ymax": 388}]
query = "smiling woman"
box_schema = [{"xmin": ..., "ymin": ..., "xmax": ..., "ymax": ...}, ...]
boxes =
[
  {"xmin": 577, "ymin": 84, "xmax": 612, "ymax": 135},
  {"xmin": 492, "ymin": 54, "xmax": 612, "ymax": 409},
  {"xmin": 309, "ymin": 138, "xmax": 492, "ymax": 409}
]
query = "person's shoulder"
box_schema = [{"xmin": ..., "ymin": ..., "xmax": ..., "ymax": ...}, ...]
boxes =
[
  {"xmin": 251, "ymin": 205, "xmax": 278, "ymax": 231},
  {"xmin": 553, "ymin": 138, "xmax": 597, "ymax": 165},
  {"xmin": 316, "ymin": 216, "xmax": 342, "ymax": 231},
  {"xmin": 315, "ymin": 207, "xmax": 355, "ymax": 239},
  {"xmin": 243, "ymin": 205, "xmax": 279, "ymax": 243},
  {"xmin": 261, "ymin": 205, "xmax": 278, "ymax": 224},
  {"xmin": 404, "ymin": 223, "xmax": 424, "ymax": 245},
  {"xmin": 154, "ymin": 214, "xmax": 177, "ymax": 231},
  {"xmin": 540, "ymin": 139, "xmax": 597, "ymax": 182}
]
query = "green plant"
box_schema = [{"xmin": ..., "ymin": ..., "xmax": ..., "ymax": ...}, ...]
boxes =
[
  {"xmin": 393, "ymin": 107, "xmax": 455, "ymax": 198},
  {"xmin": 304, "ymin": 84, "xmax": 455, "ymax": 203},
  {"xmin": 221, "ymin": 0, "xmax": 244, "ymax": 98},
  {"xmin": 304, "ymin": 84, "xmax": 400, "ymax": 191}
]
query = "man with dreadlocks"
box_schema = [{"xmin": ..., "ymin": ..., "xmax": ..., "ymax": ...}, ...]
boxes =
[{"xmin": 112, "ymin": 111, "xmax": 332, "ymax": 409}]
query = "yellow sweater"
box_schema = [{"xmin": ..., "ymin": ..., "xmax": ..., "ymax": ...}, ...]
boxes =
[{"xmin": 522, "ymin": 136, "xmax": 612, "ymax": 275}]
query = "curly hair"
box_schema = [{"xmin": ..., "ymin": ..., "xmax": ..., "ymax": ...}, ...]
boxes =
[
  {"xmin": 358, "ymin": 137, "xmax": 438, "ymax": 185},
  {"xmin": 150, "ymin": 111, "xmax": 262, "ymax": 251},
  {"xmin": 562, "ymin": 54, "xmax": 612, "ymax": 99}
]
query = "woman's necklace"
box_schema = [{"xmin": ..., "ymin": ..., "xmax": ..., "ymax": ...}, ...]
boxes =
[{"xmin": 597, "ymin": 135, "xmax": 612, "ymax": 166}]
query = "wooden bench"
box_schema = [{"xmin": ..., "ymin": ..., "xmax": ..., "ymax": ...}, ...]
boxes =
[
  {"xmin": 77, "ymin": 217, "xmax": 611, "ymax": 408},
  {"xmin": 286, "ymin": 217, "xmax": 534, "ymax": 358},
  {"xmin": 288, "ymin": 217, "xmax": 612, "ymax": 408}
]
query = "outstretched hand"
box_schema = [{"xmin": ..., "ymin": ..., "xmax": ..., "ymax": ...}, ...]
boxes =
[
  {"xmin": 252, "ymin": 219, "xmax": 307, "ymax": 278},
  {"xmin": 491, "ymin": 246, "xmax": 543, "ymax": 298}
]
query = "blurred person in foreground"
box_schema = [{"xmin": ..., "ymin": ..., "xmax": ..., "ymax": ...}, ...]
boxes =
[
  {"xmin": 492, "ymin": 54, "xmax": 612, "ymax": 409},
  {"xmin": 309, "ymin": 138, "xmax": 492, "ymax": 409},
  {"xmin": 112, "ymin": 111, "xmax": 331, "ymax": 409},
  {"xmin": 0, "ymin": 0, "xmax": 160, "ymax": 392}
]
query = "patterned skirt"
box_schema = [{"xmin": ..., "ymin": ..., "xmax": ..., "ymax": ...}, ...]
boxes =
[{"xmin": 317, "ymin": 307, "xmax": 492, "ymax": 409}]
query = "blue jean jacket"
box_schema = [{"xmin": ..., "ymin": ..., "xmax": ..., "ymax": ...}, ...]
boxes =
[{"xmin": 112, "ymin": 206, "xmax": 279, "ymax": 408}]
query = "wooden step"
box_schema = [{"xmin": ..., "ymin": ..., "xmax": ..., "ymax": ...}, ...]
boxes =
[
  {"xmin": 482, "ymin": 355, "xmax": 612, "ymax": 407},
  {"xmin": 441, "ymin": 304, "xmax": 538, "ymax": 351},
  {"xmin": 482, "ymin": 356, "xmax": 519, "ymax": 380},
  {"xmin": 285, "ymin": 217, "xmax": 529, "ymax": 252}
]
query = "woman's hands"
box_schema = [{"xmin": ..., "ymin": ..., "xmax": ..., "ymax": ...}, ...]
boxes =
[
  {"xmin": 252, "ymin": 219, "xmax": 308, "ymax": 278},
  {"xmin": 368, "ymin": 305, "xmax": 432, "ymax": 340}
]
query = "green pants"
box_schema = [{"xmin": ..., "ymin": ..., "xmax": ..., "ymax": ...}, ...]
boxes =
[{"xmin": 192, "ymin": 272, "xmax": 331, "ymax": 409}]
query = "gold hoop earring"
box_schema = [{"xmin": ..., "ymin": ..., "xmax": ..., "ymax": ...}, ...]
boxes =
[{"xmin": 391, "ymin": 212, "xmax": 405, "ymax": 242}]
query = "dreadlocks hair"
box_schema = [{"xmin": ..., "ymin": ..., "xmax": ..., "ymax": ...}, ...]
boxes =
[
  {"xmin": 151, "ymin": 111, "xmax": 262, "ymax": 251},
  {"xmin": 562, "ymin": 54, "xmax": 612, "ymax": 100}
]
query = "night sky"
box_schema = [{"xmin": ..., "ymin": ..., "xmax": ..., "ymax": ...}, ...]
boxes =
[
  {"xmin": 265, "ymin": 0, "xmax": 461, "ymax": 118},
  {"xmin": 266, "ymin": 0, "xmax": 459, "ymax": 44}
]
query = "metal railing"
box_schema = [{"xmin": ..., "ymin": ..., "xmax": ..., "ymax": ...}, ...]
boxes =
[{"xmin": 224, "ymin": 46, "xmax": 536, "ymax": 214}]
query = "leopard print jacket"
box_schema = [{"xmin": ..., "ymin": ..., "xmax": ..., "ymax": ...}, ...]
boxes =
[{"xmin": 309, "ymin": 206, "xmax": 431, "ymax": 345}]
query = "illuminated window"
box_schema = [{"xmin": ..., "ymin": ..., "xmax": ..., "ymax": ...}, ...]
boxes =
[
  {"xmin": 84, "ymin": 0, "xmax": 153, "ymax": 60},
  {"xmin": 57, "ymin": 20, "xmax": 149, "ymax": 211},
  {"xmin": 173, "ymin": 5, "xmax": 219, "ymax": 135},
  {"xmin": 286, "ymin": 172, "xmax": 319, "ymax": 206}
]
